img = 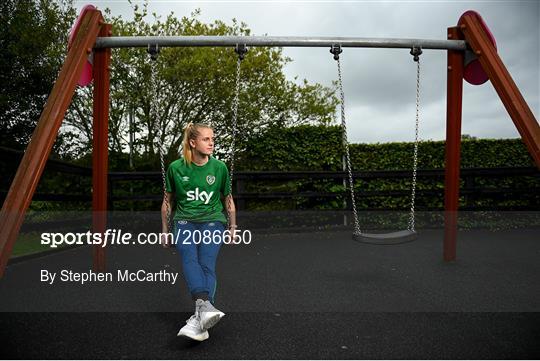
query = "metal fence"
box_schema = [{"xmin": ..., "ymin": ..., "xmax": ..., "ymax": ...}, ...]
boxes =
[{"xmin": 1, "ymin": 147, "xmax": 539, "ymax": 212}]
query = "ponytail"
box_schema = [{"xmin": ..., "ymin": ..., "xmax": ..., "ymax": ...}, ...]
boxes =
[{"xmin": 181, "ymin": 122, "xmax": 212, "ymax": 166}]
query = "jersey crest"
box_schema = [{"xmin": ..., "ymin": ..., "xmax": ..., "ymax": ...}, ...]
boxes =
[{"xmin": 206, "ymin": 175, "xmax": 216, "ymax": 185}]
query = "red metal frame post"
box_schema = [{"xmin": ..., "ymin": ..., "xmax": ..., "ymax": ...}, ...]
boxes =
[
  {"xmin": 459, "ymin": 14, "xmax": 540, "ymax": 168},
  {"xmin": 444, "ymin": 26, "xmax": 465, "ymax": 262},
  {"xmin": 92, "ymin": 23, "xmax": 112, "ymax": 272}
]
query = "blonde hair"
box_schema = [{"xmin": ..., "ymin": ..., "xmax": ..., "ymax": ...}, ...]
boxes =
[{"xmin": 181, "ymin": 122, "xmax": 213, "ymax": 165}]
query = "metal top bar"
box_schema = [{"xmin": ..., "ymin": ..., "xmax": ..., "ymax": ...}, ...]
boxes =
[{"xmin": 94, "ymin": 36, "xmax": 467, "ymax": 51}]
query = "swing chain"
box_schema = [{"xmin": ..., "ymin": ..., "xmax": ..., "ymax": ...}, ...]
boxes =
[
  {"xmin": 147, "ymin": 45, "xmax": 171, "ymax": 235},
  {"xmin": 332, "ymin": 47, "xmax": 362, "ymax": 236},
  {"xmin": 227, "ymin": 46, "xmax": 245, "ymax": 228},
  {"xmin": 408, "ymin": 53, "xmax": 421, "ymax": 232}
]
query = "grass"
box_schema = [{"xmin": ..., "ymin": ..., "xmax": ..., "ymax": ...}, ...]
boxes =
[{"xmin": 11, "ymin": 232, "xmax": 75, "ymax": 258}]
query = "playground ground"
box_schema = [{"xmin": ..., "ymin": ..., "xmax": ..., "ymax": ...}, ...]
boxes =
[{"xmin": 1, "ymin": 227, "xmax": 539, "ymax": 358}]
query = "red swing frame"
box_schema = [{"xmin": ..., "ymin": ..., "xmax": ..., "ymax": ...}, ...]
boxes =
[{"xmin": 0, "ymin": 9, "xmax": 538, "ymax": 276}]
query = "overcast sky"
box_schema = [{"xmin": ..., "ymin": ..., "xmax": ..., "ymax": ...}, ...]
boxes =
[{"xmin": 73, "ymin": 0, "xmax": 539, "ymax": 144}]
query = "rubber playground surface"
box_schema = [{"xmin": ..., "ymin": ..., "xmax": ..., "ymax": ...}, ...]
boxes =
[{"xmin": 1, "ymin": 227, "xmax": 539, "ymax": 359}]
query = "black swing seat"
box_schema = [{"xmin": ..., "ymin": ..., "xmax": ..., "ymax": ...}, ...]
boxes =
[{"xmin": 352, "ymin": 229, "xmax": 417, "ymax": 245}]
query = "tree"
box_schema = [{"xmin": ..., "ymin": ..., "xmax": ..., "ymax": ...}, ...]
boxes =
[
  {"xmin": 461, "ymin": 134, "xmax": 478, "ymax": 141},
  {"xmin": 0, "ymin": 0, "xmax": 76, "ymax": 151},
  {"xmin": 62, "ymin": 3, "xmax": 338, "ymax": 169}
]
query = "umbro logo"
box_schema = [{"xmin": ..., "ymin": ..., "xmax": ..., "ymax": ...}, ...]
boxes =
[{"xmin": 182, "ymin": 176, "xmax": 190, "ymax": 182}]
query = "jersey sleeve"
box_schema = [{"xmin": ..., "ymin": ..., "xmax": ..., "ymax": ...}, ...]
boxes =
[
  {"xmin": 221, "ymin": 163, "xmax": 232, "ymax": 196},
  {"xmin": 165, "ymin": 165, "xmax": 175, "ymax": 193}
]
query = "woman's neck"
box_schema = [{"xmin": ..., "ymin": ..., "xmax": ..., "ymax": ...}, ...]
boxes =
[{"xmin": 192, "ymin": 151, "xmax": 209, "ymax": 166}]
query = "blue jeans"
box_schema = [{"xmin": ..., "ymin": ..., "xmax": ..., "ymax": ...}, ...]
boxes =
[{"xmin": 174, "ymin": 220, "xmax": 224, "ymax": 303}]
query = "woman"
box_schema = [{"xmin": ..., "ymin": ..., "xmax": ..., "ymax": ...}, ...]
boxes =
[{"xmin": 161, "ymin": 122, "xmax": 237, "ymax": 341}]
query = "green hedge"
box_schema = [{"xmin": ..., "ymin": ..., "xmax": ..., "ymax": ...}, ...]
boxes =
[
  {"xmin": 6, "ymin": 125, "xmax": 537, "ymax": 213},
  {"xmin": 236, "ymin": 125, "xmax": 538, "ymax": 211},
  {"xmin": 237, "ymin": 125, "xmax": 345, "ymax": 171},
  {"xmin": 238, "ymin": 125, "xmax": 536, "ymax": 171}
]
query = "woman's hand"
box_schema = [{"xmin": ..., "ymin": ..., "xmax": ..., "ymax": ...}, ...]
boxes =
[
  {"xmin": 160, "ymin": 231, "xmax": 171, "ymax": 248},
  {"xmin": 227, "ymin": 225, "xmax": 238, "ymax": 245}
]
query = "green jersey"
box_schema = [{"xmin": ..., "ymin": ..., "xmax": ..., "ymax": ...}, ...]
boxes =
[{"xmin": 165, "ymin": 156, "xmax": 231, "ymax": 224}]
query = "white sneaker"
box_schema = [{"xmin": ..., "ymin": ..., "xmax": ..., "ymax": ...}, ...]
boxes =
[
  {"xmin": 196, "ymin": 299, "xmax": 225, "ymax": 330},
  {"xmin": 177, "ymin": 314, "xmax": 209, "ymax": 341}
]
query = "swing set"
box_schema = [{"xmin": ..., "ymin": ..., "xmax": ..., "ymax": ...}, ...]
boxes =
[{"xmin": 0, "ymin": 7, "xmax": 538, "ymax": 277}]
